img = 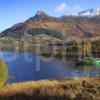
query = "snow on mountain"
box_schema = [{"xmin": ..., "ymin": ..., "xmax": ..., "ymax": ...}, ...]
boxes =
[
  {"xmin": 60, "ymin": 8, "xmax": 100, "ymax": 18},
  {"xmin": 78, "ymin": 8, "xmax": 100, "ymax": 17},
  {"xmin": 95, "ymin": 8, "xmax": 100, "ymax": 16},
  {"xmin": 35, "ymin": 10, "xmax": 47, "ymax": 16}
]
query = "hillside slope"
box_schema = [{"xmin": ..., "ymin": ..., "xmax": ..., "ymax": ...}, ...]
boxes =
[{"xmin": 1, "ymin": 11, "xmax": 100, "ymax": 39}]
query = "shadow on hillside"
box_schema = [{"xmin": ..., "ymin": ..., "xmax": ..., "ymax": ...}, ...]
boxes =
[
  {"xmin": 0, "ymin": 93, "xmax": 95, "ymax": 100},
  {"xmin": 0, "ymin": 94, "xmax": 69, "ymax": 100}
]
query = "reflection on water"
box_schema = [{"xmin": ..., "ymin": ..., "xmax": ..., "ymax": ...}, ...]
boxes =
[{"xmin": 0, "ymin": 51, "xmax": 99, "ymax": 83}]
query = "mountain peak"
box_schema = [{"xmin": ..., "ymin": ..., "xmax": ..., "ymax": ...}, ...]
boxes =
[
  {"xmin": 27, "ymin": 10, "xmax": 58, "ymax": 22},
  {"xmin": 35, "ymin": 10, "xmax": 48, "ymax": 16}
]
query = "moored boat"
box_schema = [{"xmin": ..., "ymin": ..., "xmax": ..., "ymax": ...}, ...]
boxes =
[{"xmin": 83, "ymin": 58, "xmax": 100, "ymax": 66}]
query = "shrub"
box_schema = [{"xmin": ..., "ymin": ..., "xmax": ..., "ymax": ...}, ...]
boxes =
[{"xmin": 0, "ymin": 59, "xmax": 8, "ymax": 87}]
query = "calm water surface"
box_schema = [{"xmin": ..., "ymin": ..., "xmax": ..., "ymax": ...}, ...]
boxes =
[{"xmin": 0, "ymin": 51, "xmax": 99, "ymax": 83}]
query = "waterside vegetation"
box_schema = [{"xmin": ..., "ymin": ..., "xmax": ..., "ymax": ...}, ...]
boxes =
[{"xmin": 0, "ymin": 77, "xmax": 100, "ymax": 100}]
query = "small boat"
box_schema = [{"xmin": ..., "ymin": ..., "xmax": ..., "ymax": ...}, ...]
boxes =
[{"xmin": 83, "ymin": 58, "xmax": 100, "ymax": 66}]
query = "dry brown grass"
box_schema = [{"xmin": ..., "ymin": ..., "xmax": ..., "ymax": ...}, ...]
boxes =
[{"xmin": 0, "ymin": 77, "xmax": 100, "ymax": 100}]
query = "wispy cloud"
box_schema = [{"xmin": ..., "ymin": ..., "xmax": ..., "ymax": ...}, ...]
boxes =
[
  {"xmin": 55, "ymin": 2, "xmax": 83, "ymax": 15},
  {"xmin": 55, "ymin": 2, "xmax": 67, "ymax": 12},
  {"xmin": 68, "ymin": 5, "xmax": 83, "ymax": 15},
  {"xmin": 12, "ymin": 15, "xmax": 27, "ymax": 23}
]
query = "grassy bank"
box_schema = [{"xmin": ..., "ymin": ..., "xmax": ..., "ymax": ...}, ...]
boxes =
[{"xmin": 0, "ymin": 77, "xmax": 100, "ymax": 100}]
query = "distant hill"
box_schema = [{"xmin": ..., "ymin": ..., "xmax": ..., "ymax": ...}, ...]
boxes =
[{"xmin": 1, "ymin": 10, "xmax": 100, "ymax": 39}]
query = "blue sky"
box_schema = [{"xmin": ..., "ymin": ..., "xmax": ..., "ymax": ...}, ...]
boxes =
[{"xmin": 0, "ymin": 0, "xmax": 100, "ymax": 32}]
